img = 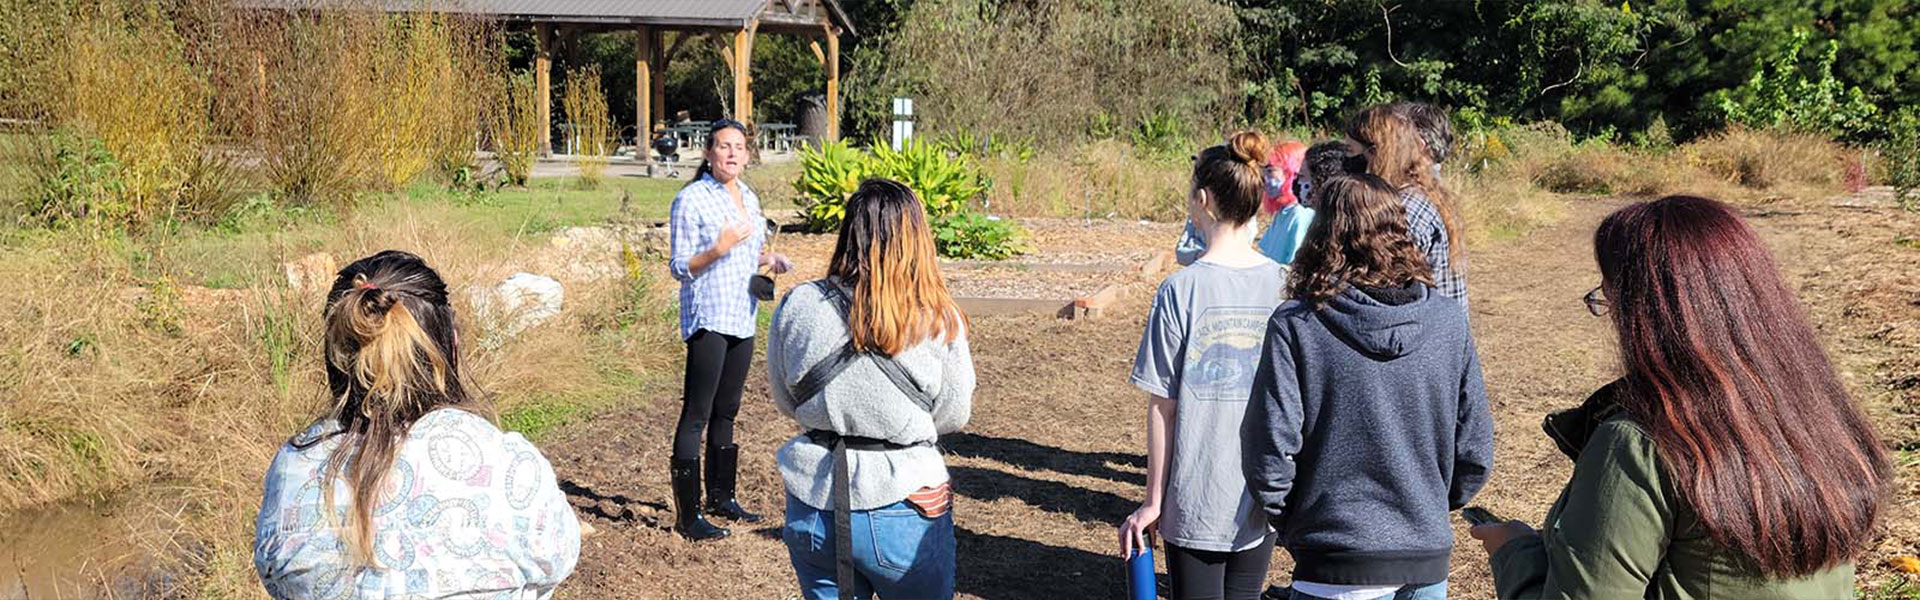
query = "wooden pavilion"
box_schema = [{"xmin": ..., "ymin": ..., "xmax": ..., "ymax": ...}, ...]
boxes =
[{"xmin": 253, "ymin": 0, "xmax": 855, "ymax": 155}]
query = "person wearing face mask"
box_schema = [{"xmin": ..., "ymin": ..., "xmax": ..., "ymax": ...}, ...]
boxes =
[{"xmin": 666, "ymin": 119, "xmax": 793, "ymax": 541}]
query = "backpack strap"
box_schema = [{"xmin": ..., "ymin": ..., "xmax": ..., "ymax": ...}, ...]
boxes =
[{"xmin": 790, "ymin": 281, "xmax": 937, "ymax": 414}]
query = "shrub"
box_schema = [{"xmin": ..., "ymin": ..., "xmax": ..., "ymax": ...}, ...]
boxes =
[
  {"xmin": 1885, "ymin": 108, "xmax": 1920, "ymax": 212},
  {"xmin": 793, "ymin": 140, "xmax": 869, "ymax": 227},
  {"xmin": 932, "ymin": 212, "xmax": 1029, "ymax": 260},
  {"xmin": 853, "ymin": 0, "xmax": 1240, "ymax": 148},
  {"xmin": 563, "ymin": 65, "xmax": 613, "ymax": 188},
  {"xmin": 1716, "ymin": 29, "xmax": 1878, "ymax": 139},
  {"xmin": 488, "ymin": 71, "xmax": 542, "ymax": 186},
  {"xmin": 1684, "ymin": 127, "xmax": 1843, "ymax": 193},
  {"xmin": 20, "ymin": 132, "xmax": 129, "ymax": 226},
  {"xmin": 792, "ymin": 139, "xmax": 1024, "ymax": 259},
  {"xmin": 868, "ymin": 140, "xmax": 990, "ymax": 218}
]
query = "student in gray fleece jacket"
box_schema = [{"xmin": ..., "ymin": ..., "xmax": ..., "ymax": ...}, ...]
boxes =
[
  {"xmin": 1241, "ymin": 174, "xmax": 1493, "ymax": 600},
  {"xmin": 768, "ymin": 179, "xmax": 974, "ymax": 600}
]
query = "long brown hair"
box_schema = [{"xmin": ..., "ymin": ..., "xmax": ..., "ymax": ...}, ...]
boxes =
[
  {"xmin": 826, "ymin": 179, "xmax": 967, "ymax": 355},
  {"xmin": 311, "ymin": 250, "xmax": 485, "ymax": 566},
  {"xmin": 1347, "ymin": 106, "xmax": 1462, "ymax": 260},
  {"xmin": 1192, "ymin": 130, "xmax": 1269, "ymax": 226},
  {"xmin": 1595, "ymin": 196, "xmax": 1888, "ymax": 577},
  {"xmin": 1287, "ymin": 174, "xmax": 1433, "ymax": 305}
]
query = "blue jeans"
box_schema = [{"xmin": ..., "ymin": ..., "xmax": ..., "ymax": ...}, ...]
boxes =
[
  {"xmin": 1289, "ymin": 582, "xmax": 1447, "ymax": 600},
  {"xmin": 783, "ymin": 494, "xmax": 955, "ymax": 600}
]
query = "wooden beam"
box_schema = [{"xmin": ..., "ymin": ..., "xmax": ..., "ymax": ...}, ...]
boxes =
[
  {"xmin": 731, "ymin": 25, "xmax": 757, "ymax": 124},
  {"xmin": 535, "ymin": 23, "xmax": 553, "ymax": 156},
  {"xmin": 826, "ymin": 29, "xmax": 840, "ymax": 141},
  {"xmin": 252, "ymin": 50, "xmax": 267, "ymax": 136},
  {"xmin": 809, "ymin": 40, "xmax": 825, "ymax": 64},
  {"xmin": 635, "ymin": 26, "xmax": 653, "ymax": 138}
]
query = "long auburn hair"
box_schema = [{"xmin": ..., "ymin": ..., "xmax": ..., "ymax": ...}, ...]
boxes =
[
  {"xmin": 1347, "ymin": 106, "xmax": 1463, "ymax": 260},
  {"xmin": 1287, "ymin": 174, "xmax": 1433, "ymax": 305},
  {"xmin": 827, "ymin": 179, "xmax": 968, "ymax": 355},
  {"xmin": 308, "ymin": 250, "xmax": 486, "ymax": 566},
  {"xmin": 1595, "ymin": 196, "xmax": 1888, "ymax": 577}
]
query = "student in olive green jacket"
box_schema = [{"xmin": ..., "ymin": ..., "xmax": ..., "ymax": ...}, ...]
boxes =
[{"xmin": 1470, "ymin": 196, "xmax": 1891, "ymax": 600}]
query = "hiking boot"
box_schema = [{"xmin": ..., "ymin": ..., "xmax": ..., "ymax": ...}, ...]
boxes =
[
  {"xmin": 704, "ymin": 443, "xmax": 764, "ymax": 523},
  {"xmin": 670, "ymin": 458, "xmax": 729, "ymax": 541}
]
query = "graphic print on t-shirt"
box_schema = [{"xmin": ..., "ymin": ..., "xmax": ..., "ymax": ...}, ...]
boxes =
[{"xmin": 1182, "ymin": 306, "xmax": 1270, "ymax": 401}]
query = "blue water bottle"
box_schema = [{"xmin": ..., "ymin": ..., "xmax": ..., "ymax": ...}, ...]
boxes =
[{"xmin": 1126, "ymin": 547, "xmax": 1157, "ymax": 600}]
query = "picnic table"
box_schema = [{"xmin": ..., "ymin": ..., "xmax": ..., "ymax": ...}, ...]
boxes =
[{"xmin": 761, "ymin": 123, "xmax": 798, "ymax": 153}]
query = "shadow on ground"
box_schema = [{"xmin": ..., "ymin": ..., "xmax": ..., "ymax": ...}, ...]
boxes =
[
  {"xmin": 956, "ymin": 527, "xmax": 1123, "ymax": 600},
  {"xmin": 942, "ymin": 432, "xmax": 1146, "ymax": 486}
]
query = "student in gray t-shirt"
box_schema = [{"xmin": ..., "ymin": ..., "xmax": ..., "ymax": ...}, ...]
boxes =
[{"xmin": 1121, "ymin": 131, "xmax": 1288, "ymax": 600}]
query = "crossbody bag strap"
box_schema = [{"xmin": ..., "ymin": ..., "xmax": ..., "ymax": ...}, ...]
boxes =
[{"xmin": 786, "ymin": 280, "xmax": 940, "ymax": 600}]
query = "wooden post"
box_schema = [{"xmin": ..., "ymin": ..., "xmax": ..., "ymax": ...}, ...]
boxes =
[
  {"xmin": 635, "ymin": 26, "xmax": 653, "ymax": 141},
  {"xmin": 252, "ymin": 50, "xmax": 268, "ymax": 137},
  {"xmin": 826, "ymin": 29, "xmax": 840, "ymax": 141},
  {"xmin": 731, "ymin": 26, "xmax": 756, "ymax": 124},
  {"xmin": 535, "ymin": 23, "xmax": 553, "ymax": 156}
]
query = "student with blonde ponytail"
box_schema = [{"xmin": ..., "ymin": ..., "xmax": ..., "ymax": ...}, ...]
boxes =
[
  {"xmin": 1121, "ymin": 131, "xmax": 1287, "ymax": 600},
  {"xmin": 254, "ymin": 250, "xmax": 580, "ymax": 599}
]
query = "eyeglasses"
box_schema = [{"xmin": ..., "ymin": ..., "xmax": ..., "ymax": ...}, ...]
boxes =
[{"xmin": 1583, "ymin": 286, "xmax": 1609, "ymax": 317}]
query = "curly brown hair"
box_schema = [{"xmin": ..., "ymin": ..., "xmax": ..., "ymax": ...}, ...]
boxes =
[{"xmin": 1287, "ymin": 174, "xmax": 1434, "ymax": 305}]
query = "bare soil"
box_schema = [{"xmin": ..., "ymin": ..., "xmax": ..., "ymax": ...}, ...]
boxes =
[{"xmin": 542, "ymin": 191, "xmax": 1920, "ymax": 599}]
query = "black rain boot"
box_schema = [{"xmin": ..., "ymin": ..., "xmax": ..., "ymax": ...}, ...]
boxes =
[
  {"xmin": 670, "ymin": 458, "xmax": 729, "ymax": 541},
  {"xmin": 704, "ymin": 443, "xmax": 765, "ymax": 523}
]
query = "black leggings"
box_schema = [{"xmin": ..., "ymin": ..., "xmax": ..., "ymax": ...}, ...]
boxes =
[
  {"xmin": 1164, "ymin": 533, "xmax": 1276, "ymax": 600},
  {"xmin": 673, "ymin": 329, "xmax": 753, "ymax": 460}
]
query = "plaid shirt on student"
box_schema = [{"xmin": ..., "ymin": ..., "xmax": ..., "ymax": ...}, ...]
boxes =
[
  {"xmin": 1400, "ymin": 188, "xmax": 1469, "ymax": 309},
  {"xmin": 669, "ymin": 173, "xmax": 766, "ymax": 340}
]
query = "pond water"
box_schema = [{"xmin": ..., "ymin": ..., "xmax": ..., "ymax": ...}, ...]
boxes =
[{"xmin": 0, "ymin": 492, "xmax": 191, "ymax": 598}]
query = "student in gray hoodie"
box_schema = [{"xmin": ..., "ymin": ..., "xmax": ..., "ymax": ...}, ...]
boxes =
[{"xmin": 1241, "ymin": 174, "xmax": 1493, "ymax": 600}]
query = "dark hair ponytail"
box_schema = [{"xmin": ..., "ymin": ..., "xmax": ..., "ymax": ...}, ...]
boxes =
[
  {"xmin": 684, "ymin": 119, "xmax": 752, "ymax": 188},
  {"xmin": 1191, "ymin": 130, "xmax": 1270, "ymax": 226}
]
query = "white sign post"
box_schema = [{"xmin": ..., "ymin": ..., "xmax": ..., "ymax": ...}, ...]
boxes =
[{"xmin": 891, "ymin": 97, "xmax": 915, "ymax": 150}]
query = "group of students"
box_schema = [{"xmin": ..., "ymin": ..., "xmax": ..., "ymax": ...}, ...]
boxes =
[{"xmin": 248, "ymin": 108, "xmax": 1891, "ymax": 600}]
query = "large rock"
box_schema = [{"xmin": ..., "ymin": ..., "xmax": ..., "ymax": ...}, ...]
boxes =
[
  {"xmin": 284, "ymin": 253, "xmax": 337, "ymax": 292},
  {"xmin": 468, "ymin": 273, "xmax": 564, "ymax": 338}
]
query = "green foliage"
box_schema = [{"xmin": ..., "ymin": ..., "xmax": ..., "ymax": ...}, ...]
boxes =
[
  {"xmin": 792, "ymin": 139, "xmax": 1025, "ymax": 259},
  {"xmin": 868, "ymin": 140, "xmax": 990, "ymax": 218},
  {"xmin": 1717, "ymin": 30, "xmax": 1878, "ymax": 138},
  {"xmin": 932, "ymin": 212, "xmax": 1028, "ymax": 260},
  {"xmin": 1130, "ymin": 111, "xmax": 1188, "ymax": 158},
  {"xmin": 1226, "ymin": 0, "xmax": 1916, "ymax": 141},
  {"xmin": 22, "ymin": 132, "xmax": 130, "ymax": 227},
  {"xmin": 793, "ymin": 140, "xmax": 870, "ymax": 228},
  {"xmin": 1886, "ymin": 107, "xmax": 1920, "ymax": 212}
]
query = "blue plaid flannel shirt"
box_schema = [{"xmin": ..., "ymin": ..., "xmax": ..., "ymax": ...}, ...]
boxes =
[
  {"xmin": 669, "ymin": 174, "xmax": 766, "ymax": 340},
  {"xmin": 1400, "ymin": 188, "xmax": 1468, "ymax": 309}
]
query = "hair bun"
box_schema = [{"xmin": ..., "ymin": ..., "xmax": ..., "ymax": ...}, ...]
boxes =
[{"xmin": 1228, "ymin": 131, "xmax": 1269, "ymax": 167}]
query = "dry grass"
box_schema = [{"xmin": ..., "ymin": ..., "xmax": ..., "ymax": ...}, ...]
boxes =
[
  {"xmin": 563, "ymin": 66, "xmax": 613, "ymax": 188},
  {"xmin": 981, "ymin": 139, "xmax": 1189, "ymax": 221},
  {"xmin": 0, "ymin": 189, "xmax": 682, "ymax": 595},
  {"xmin": 488, "ymin": 71, "xmax": 543, "ymax": 186},
  {"xmin": 0, "ymin": 0, "xmax": 501, "ymax": 215}
]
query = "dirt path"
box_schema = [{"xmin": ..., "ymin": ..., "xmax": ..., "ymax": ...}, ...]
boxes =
[{"xmin": 542, "ymin": 193, "xmax": 1920, "ymax": 599}]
